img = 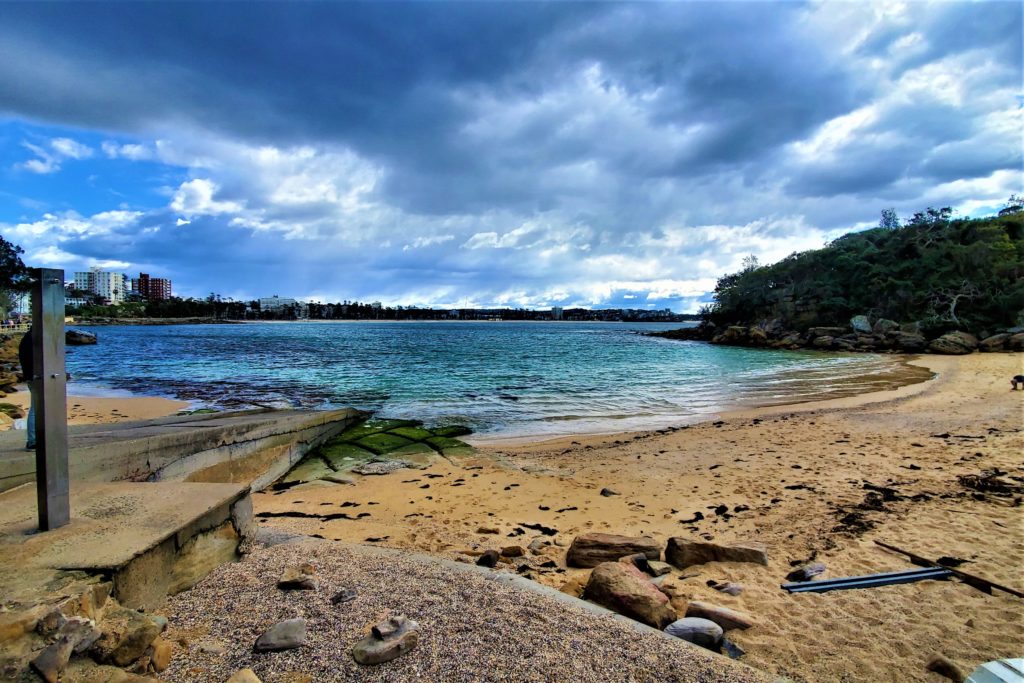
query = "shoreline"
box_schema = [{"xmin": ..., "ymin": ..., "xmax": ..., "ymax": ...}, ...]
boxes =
[
  {"xmin": 0, "ymin": 386, "xmax": 190, "ymax": 427},
  {"xmin": 252, "ymin": 352, "xmax": 1024, "ymax": 682}
]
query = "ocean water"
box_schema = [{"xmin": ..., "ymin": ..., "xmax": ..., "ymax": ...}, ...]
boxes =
[{"xmin": 64, "ymin": 322, "xmax": 925, "ymax": 439}]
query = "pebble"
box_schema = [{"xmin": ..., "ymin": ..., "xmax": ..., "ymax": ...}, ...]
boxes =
[
  {"xmin": 926, "ymin": 654, "xmax": 965, "ymax": 682},
  {"xmin": 331, "ymin": 588, "xmax": 358, "ymax": 605},
  {"xmin": 253, "ymin": 618, "xmax": 306, "ymax": 652},
  {"xmin": 786, "ymin": 561, "xmax": 826, "ymax": 582},
  {"xmin": 476, "ymin": 550, "xmax": 500, "ymax": 568},
  {"xmin": 226, "ymin": 669, "xmax": 262, "ymax": 683},
  {"xmin": 278, "ymin": 563, "xmax": 318, "ymax": 590},
  {"xmin": 600, "ymin": 487, "xmax": 619, "ymax": 497}
]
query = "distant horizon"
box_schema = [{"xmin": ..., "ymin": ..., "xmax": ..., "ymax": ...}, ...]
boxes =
[{"xmin": 1, "ymin": 2, "xmax": 1020, "ymax": 311}]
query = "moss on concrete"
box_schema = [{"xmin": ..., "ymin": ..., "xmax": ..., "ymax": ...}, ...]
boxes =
[
  {"xmin": 320, "ymin": 442, "xmax": 377, "ymax": 471},
  {"xmin": 356, "ymin": 432, "xmax": 416, "ymax": 455},
  {"xmin": 388, "ymin": 426, "xmax": 436, "ymax": 441}
]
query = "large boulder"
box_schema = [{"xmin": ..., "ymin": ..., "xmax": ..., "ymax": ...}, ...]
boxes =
[
  {"xmin": 928, "ymin": 331, "xmax": 978, "ymax": 355},
  {"xmin": 850, "ymin": 315, "xmax": 872, "ymax": 334},
  {"xmin": 1007, "ymin": 333, "xmax": 1024, "ymax": 352},
  {"xmin": 872, "ymin": 318, "xmax": 899, "ymax": 335},
  {"xmin": 811, "ymin": 336, "xmax": 835, "ymax": 349},
  {"xmin": 566, "ymin": 533, "xmax": 661, "ymax": 568},
  {"xmin": 807, "ymin": 326, "xmax": 847, "ymax": 338},
  {"xmin": 584, "ymin": 562, "xmax": 676, "ymax": 629},
  {"xmin": 665, "ymin": 538, "xmax": 767, "ymax": 569},
  {"xmin": 892, "ymin": 332, "xmax": 927, "ymax": 352},
  {"xmin": 978, "ymin": 333, "xmax": 1010, "ymax": 352}
]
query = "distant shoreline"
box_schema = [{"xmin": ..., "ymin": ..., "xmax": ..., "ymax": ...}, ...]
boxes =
[{"xmin": 71, "ymin": 317, "xmax": 697, "ymax": 325}]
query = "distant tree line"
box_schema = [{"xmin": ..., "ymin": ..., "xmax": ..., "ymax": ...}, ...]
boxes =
[{"xmin": 703, "ymin": 198, "xmax": 1024, "ymax": 337}]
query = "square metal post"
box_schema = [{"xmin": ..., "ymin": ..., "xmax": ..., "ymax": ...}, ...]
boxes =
[{"xmin": 31, "ymin": 268, "xmax": 70, "ymax": 530}]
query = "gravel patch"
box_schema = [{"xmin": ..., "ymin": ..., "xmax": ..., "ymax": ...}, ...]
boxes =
[{"xmin": 160, "ymin": 539, "xmax": 769, "ymax": 682}]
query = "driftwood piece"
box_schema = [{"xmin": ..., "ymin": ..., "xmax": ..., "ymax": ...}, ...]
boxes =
[{"xmin": 874, "ymin": 540, "xmax": 1023, "ymax": 598}]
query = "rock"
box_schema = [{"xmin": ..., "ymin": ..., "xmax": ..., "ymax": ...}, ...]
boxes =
[
  {"xmin": 664, "ymin": 617, "xmax": 723, "ymax": 649},
  {"xmin": 559, "ymin": 574, "xmax": 588, "ymax": 598},
  {"xmin": 873, "ymin": 318, "xmax": 899, "ymax": 335},
  {"xmin": 65, "ymin": 329, "xmax": 98, "ymax": 345},
  {"xmin": 476, "ymin": 550, "xmax": 500, "ymax": 568},
  {"xmin": 528, "ymin": 537, "xmax": 553, "ymax": 554},
  {"xmin": 928, "ymin": 331, "xmax": 978, "ymax": 355},
  {"xmin": 620, "ymin": 552, "xmax": 651, "ymax": 574},
  {"xmin": 665, "ymin": 537, "xmax": 767, "ymax": 569},
  {"xmin": 278, "ymin": 563, "xmax": 318, "ymax": 590},
  {"xmin": 566, "ymin": 532, "xmax": 661, "ymax": 568},
  {"xmin": 149, "ymin": 636, "xmax": 173, "ymax": 672},
  {"xmin": 811, "ymin": 335, "xmax": 835, "ymax": 348},
  {"xmin": 500, "ymin": 545, "xmax": 525, "ymax": 558},
  {"xmin": 685, "ymin": 601, "xmax": 755, "ymax": 631},
  {"xmin": 331, "ymin": 588, "xmax": 358, "ymax": 604},
  {"xmin": 807, "ymin": 326, "xmax": 847, "ymax": 338},
  {"xmin": 786, "ymin": 561, "xmax": 826, "ymax": 582},
  {"xmin": 646, "ymin": 561, "xmax": 672, "ymax": 577},
  {"xmin": 352, "ymin": 615, "xmax": 419, "ymax": 665},
  {"xmin": 583, "ymin": 561, "xmax": 676, "ymax": 629},
  {"xmin": 91, "ymin": 607, "xmax": 162, "ymax": 667},
  {"xmin": 1008, "ymin": 332, "xmax": 1024, "ymax": 352},
  {"xmin": 351, "ymin": 460, "xmax": 410, "ymax": 475},
  {"xmin": 227, "ymin": 669, "xmax": 263, "ymax": 683},
  {"xmin": 477, "ymin": 526, "xmax": 500, "ymax": 535},
  {"xmin": 979, "ymin": 333, "xmax": 1010, "ymax": 351},
  {"xmin": 599, "ymin": 487, "xmax": 619, "ymax": 497},
  {"xmin": 748, "ymin": 327, "xmax": 768, "ymax": 345},
  {"xmin": 850, "ymin": 315, "xmax": 872, "ymax": 334},
  {"xmin": 721, "ymin": 636, "xmax": 746, "ymax": 660},
  {"xmin": 892, "ymin": 331, "xmax": 927, "ymax": 352},
  {"xmin": 31, "ymin": 639, "xmax": 75, "ymax": 683},
  {"xmin": 709, "ymin": 580, "xmax": 743, "ymax": 596},
  {"xmin": 926, "ymin": 654, "xmax": 965, "ymax": 682},
  {"xmin": 253, "ymin": 618, "xmax": 306, "ymax": 652}
]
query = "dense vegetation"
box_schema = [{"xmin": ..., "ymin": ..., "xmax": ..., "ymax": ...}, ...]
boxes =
[{"xmin": 704, "ymin": 200, "xmax": 1024, "ymax": 337}]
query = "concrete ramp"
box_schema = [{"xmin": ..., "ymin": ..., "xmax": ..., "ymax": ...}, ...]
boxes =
[{"xmin": 0, "ymin": 407, "xmax": 366, "ymax": 492}]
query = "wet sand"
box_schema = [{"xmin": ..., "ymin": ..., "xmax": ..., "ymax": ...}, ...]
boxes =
[
  {"xmin": 254, "ymin": 353, "xmax": 1024, "ymax": 682},
  {"xmin": 1, "ymin": 387, "xmax": 189, "ymax": 425}
]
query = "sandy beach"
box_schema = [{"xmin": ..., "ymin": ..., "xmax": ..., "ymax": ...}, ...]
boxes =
[
  {"xmin": 249, "ymin": 352, "xmax": 1024, "ymax": 682},
  {"xmin": 1, "ymin": 387, "xmax": 189, "ymax": 426}
]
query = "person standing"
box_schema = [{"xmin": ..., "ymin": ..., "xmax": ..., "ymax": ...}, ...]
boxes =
[{"xmin": 18, "ymin": 325, "xmax": 35, "ymax": 450}]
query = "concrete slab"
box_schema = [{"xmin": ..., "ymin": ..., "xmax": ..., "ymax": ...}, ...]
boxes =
[{"xmin": 0, "ymin": 407, "xmax": 365, "ymax": 492}]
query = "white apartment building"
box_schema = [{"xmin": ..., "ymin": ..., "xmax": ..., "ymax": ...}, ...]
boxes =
[
  {"xmin": 73, "ymin": 267, "xmax": 127, "ymax": 305},
  {"xmin": 259, "ymin": 296, "xmax": 298, "ymax": 310}
]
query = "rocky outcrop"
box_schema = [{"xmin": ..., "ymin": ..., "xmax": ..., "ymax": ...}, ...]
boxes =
[
  {"xmin": 65, "ymin": 329, "xmax": 98, "ymax": 346},
  {"xmin": 928, "ymin": 331, "xmax": 978, "ymax": 355},
  {"xmin": 850, "ymin": 315, "xmax": 872, "ymax": 334},
  {"xmin": 979, "ymin": 333, "xmax": 1011, "ymax": 351},
  {"xmin": 566, "ymin": 533, "xmax": 661, "ymax": 568},
  {"xmin": 665, "ymin": 538, "xmax": 767, "ymax": 569},
  {"xmin": 583, "ymin": 562, "xmax": 676, "ymax": 628}
]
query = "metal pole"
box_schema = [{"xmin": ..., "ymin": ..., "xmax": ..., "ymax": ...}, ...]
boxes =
[{"xmin": 31, "ymin": 268, "xmax": 69, "ymax": 530}]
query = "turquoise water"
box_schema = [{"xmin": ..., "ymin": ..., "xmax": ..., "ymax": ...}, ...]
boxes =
[{"xmin": 65, "ymin": 322, "xmax": 915, "ymax": 439}]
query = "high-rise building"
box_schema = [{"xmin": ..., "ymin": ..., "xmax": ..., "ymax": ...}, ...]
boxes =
[
  {"xmin": 131, "ymin": 273, "xmax": 173, "ymax": 301},
  {"xmin": 73, "ymin": 267, "xmax": 127, "ymax": 305}
]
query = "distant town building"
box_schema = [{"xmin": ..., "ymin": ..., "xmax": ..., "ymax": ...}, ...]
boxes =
[
  {"xmin": 550, "ymin": 306, "xmax": 564, "ymax": 320},
  {"xmin": 259, "ymin": 296, "xmax": 298, "ymax": 311},
  {"xmin": 131, "ymin": 273, "xmax": 173, "ymax": 301},
  {"xmin": 73, "ymin": 267, "xmax": 127, "ymax": 305},
  {"xmin": 65, "ymin": 296, "xmax": 89, "ymax": 308}
]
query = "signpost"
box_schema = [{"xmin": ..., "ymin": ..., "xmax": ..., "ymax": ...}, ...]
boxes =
[{"xmin": 31, "ymin": 268, "xmax": 69, "ymax": 530}]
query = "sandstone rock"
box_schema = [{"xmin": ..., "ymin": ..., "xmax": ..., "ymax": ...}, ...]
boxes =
[
  {"xmin": 583, "ymin": 562, "xmax": 676, "ymax": 629},
  {"xmin": 1008, "ymin": 332, "xmax": 1024, "ymax": 352},
  {"xmin": 528, "ymin": 537, "xmax": 553, "ymax": 554},
  {"xmin": 685, "ymin": 601, "xmax": 755, "ymax": 631},
  {"xmin": 747, "ymin": 327, "xmax": 768, "ymax": 345},
  {"xmin": 928, "ymin": 330, "xmax": 978, "ymax": 355},
  {"xmin": 331, "ymin": 588, "xmax": 358, "ymax": 605},
  {"xmin": 873, "ymin": 318, "xmax": 899, "ymax": 335},
  {"xmin": 227, "ymin": 669, "xmax": 263, "ymax": 683},
  {"xmin": 149, "ymin": 636, "xmax": 173, "ymax": 672},
  {"xmin": 500, "ymin": 545, "xmax": 525, "ymax": 558},
  {"xmin": 66, "ymin": 329, "xmax": 98, "ymax": 345},
  {"xmin": 979, "ymin": 333, "xmax": 1010, "ymax": 351},
  {"xmin": 352, "ymin": 615, "xmax": 419, "ymax": 665},
  {"xmin": 665, "ymin": 538, "xmax": 767, "ymax": 569},
  {"xmin": 476, "ymin": 526, "xmax": 500, "ymax": 535},
  {"xmin": 664, "ymin": 617, "xmax": 723, "ymax": 649},
  {"xmin": 91, "ymin": 607, "xmax": 162, "ymax": 667},
  {"xmin": 253, "ymin": 618, "xmax": 306, "ymax": 652},
  {"xmin": 31, "ymin": 616, "xmax": 103, "ymax": 682},
  {"xmin": 599, "ymin": 487, "xmax": 619, "ymax": 497},
  {"xmin": 559, "ymin": 574, "xmax": 588, "ymax": 598},
  {"xmin": 811, "ymin": 335, "xmax": 835, "ymax": 348},
  {"xmin": 786, "ymin": 561, "xmax": 826, "ymax": 582},
  {"xmin": 278, "ymin": 563, "xmax": 318, "ymax": 590},
  {"xmin": 566, "ymin": 532, "xmax": 661, "ymax": 568},
  {"xmin": 926, "ymin": 654, "xmax": 965, "ymax": 682},
  {"xmin": 892, "ymin": 331, "xmax": 927, "ymax": 352},
  {"xmin": 850, "ymin": 315, "xmax": 872, "ymax": 334},
  {"xmin": 807, "ymin": 326, "xmax": 847, "ymax": 338},
  {"xmin": 646, "ymin": 561, "xmax": 672, "ymax": 577},
  {"xmin": 31, "ymin": 639, "xmax": 75, "ymax": 683},
  {"xmin": 709, "ymin": 580, "xmax": 743, "ymax": 596},
  {"xmin": 476, "ymin": 550, "xmax": 499, "ymax": 568}
]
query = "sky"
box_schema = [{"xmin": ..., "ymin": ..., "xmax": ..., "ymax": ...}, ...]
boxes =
[{"xmin": 0, "ymin": 2, "xmax": 1020, "ymax": 312}]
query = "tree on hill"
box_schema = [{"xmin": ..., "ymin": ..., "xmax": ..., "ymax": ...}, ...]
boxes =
[
  {"xmin": 703, "ymin": 202, "xmax": 1024, "ymax": 336},
  {"xmin": 0, "ymin": 235, "xmax": 30, "ymax": 319}
]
